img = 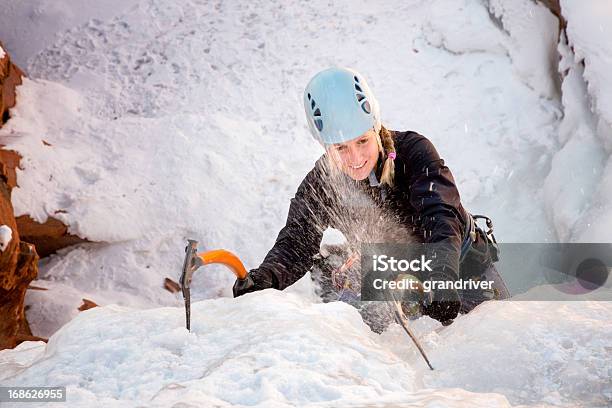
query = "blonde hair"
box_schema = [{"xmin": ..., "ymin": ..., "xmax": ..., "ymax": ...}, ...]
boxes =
[{"xmin": 378, "ymin": 125, "xmax": 396, "ymax": 187}]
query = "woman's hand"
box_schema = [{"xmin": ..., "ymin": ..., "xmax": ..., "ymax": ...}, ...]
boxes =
[
  {"xmin": 421, "ymin": 288, "xmax": 461, "ymax": 325},
  {"xmin": 232, "ymin": 270, "xmax": 274, "ymax": 297}
]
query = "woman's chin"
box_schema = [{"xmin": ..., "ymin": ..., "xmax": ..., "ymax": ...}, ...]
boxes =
[{"xmin": 352, "ymin": 172, "xmax": 369, "ymax": 181}]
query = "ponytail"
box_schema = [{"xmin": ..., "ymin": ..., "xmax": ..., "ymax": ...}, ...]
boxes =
[{"xmin": 379, "ymin": 125, "xmax": 396, "ymax": 187}]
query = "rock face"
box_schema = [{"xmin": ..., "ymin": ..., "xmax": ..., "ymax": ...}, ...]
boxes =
[
  {"xmin": 0, "ymin": 173, "xmax": 39, "ymax": 350},
  {"xmin": 0, "ymin": 148, "xmax": 20, "ymax": 190},
  {"xmin": 0, "ymin": 41, "xmax": 23, "ymax": 192},
  {"xmin": 0, "ymin": 42, "xmax": 39, "ymax": 350},
  {"xmin": 1, "ymin": 43, "xmax": 87, "ymax": 258},
  {"xmin": 16, "ymin": 215, "xmax": 88, "ymax": 258},
  {"xmin": 0, "ymin": 41, "xmax": 91, "ymax": 349},
  {"xmin": 0, "ymin": 41, "xmax": 24, "ymax": 126}
]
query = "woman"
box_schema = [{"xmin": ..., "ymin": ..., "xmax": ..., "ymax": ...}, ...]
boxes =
[{"xmin": 233, "ymin": 67, "xmax": 509, "ymax": 327}]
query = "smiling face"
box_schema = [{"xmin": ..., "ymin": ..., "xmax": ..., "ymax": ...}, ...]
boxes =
[{"xmin": 327, "ymin": 129, "xmax": 381, "ymax": 181}]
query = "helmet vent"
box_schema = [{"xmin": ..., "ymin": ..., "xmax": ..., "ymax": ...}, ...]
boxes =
[
  {"xmin": 353, "ymin": 75, "xmax": 371, "ymax": 114},
  {"xmin": 309, "ymin": 96, "xmax": 323, "ymax": 131},
  {"xmin": 314, "ymin": 118, "xmax": 323, "ymax": 131},
  {"xmin": 361, "ymin": 100, "xmax": 371, "ymax": 114}
]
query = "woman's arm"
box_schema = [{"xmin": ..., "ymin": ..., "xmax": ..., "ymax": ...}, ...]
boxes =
[
  {"xmin": 404, "ymin": 135, "xmax": 467, "ymax": 282},
  {"xmin": 399, "ymin": 133, "xmax": 467, "ymax": 323},
  {"xmin": 237, "ymin": 161, "xmax": 331, "ymax": 294}
]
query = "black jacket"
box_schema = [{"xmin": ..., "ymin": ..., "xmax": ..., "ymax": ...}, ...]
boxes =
[{"xmin": 252, "ymin": 130, "xmax": 470, "ymax": 290}]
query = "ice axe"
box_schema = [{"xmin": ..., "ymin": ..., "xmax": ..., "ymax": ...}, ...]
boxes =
[{"xmin": 179, "ymin": 239, "xmax": 248, "ymax": 331}]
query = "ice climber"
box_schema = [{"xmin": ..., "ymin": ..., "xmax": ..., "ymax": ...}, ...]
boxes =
[{"xmin": 233, "ymin": 67, "xmax": 510, "ymax": 329}]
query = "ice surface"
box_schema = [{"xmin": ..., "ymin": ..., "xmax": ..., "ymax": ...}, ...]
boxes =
[{"xmin": 2, "ymin": 288, "xmax": 612, "ymax": 406}]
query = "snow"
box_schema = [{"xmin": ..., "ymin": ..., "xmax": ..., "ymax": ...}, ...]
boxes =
[
  {"xmin": 423, "ymin": 0, "xmax": 560, "ymax": 100},
  {"xmin": 550, "ymin": 0, "xmax": 612, "ymax": 243},
  {"xmin": 3, "ymin": 289, "xmax": 611, "ymax": 407},
  {"xmin": 562, "ymin": 0, "xmax": 612, "ymax": 135},
  {"xmin": 0, "ymin": 0, "xmax": 567, "ymax": 314},
  {"xmin": 0, "ymin": 0, "xmax": 611, "ymax": 406},
  {"xmin": 0, "ymin": 0, "xmax": 139, "ymax": 68},
  {"xmin": 542, "ymin": 32, "xmax": 606, "ymax": 242},
  {"xmin": 0, "ymin": 224, "xmax": 12, "ymax": 251}
]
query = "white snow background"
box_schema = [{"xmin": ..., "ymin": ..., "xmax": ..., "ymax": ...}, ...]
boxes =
[{"xmin": 0, "ymin": 0, "xmax": 611, "ymax": 406}]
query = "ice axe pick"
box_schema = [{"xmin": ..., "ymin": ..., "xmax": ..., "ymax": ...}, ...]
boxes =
[{"xmin": 179, "ymin": 239, "xmax": 248, "ymax": 331}]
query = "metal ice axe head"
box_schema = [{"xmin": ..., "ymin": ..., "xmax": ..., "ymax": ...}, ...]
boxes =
[{"xmin": 179, "ymin": 239, "xmax": 248, "ymax": 332}]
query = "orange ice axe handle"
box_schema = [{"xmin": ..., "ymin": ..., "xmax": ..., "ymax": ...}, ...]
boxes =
[
  {"xmin": 179, "ymin": 239, "xmax": 248, "ymax": 331},
  {"xmin": 198, "ymin": 249, "xmax": 248, "ymax": 280}
]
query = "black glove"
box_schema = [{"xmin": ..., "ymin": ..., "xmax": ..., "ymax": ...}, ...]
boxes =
[
  {"xmin": 421, "ymin": 287, "xmax": 461, "ymax": 326},
  {"xmin": 232, "ymin": 270, "xmax": 274, "ymax": 298}
]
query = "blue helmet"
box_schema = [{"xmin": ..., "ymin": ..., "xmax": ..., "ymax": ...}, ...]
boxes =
[{"xmin": 304, "ymin": 67, "xmax": 381, "ymax": 145}]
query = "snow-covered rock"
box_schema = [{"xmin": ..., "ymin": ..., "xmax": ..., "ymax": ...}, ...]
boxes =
[
  {"xmin": 543, "ymin": 1, "xmax": 612, "ymax": 243},
  {"xmin": 0, "ymin": 187, "xmax": 38, "ymax": 350},
  {"xmin": 0, "ymin": 38, "xmax": 24, "ymax": 127}
]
